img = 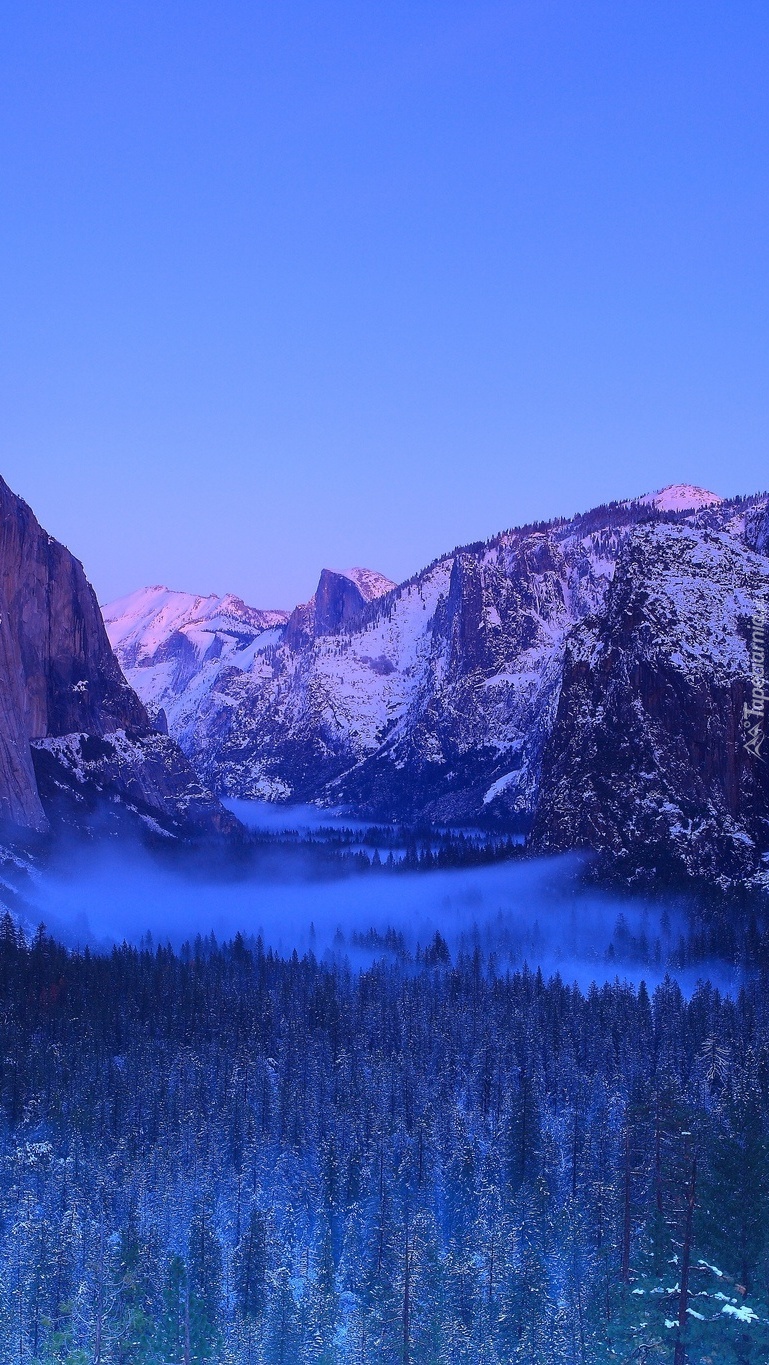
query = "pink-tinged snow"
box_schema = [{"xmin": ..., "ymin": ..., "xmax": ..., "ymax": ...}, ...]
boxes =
[
  {"xmin": 101, "ymin": 490, "xmax": 767, "ymax": 819},
  {"xmin": 103, "ymin": 585, "xmax": 288, "ymax": 663},
  {"xmin": 102, "ymin": 587, "xmax": 289, "ymax": 749},
  {"xmin": 331, "ymin": 566, "xmax": 396, "ymax": 601},
  {"xmin": 632, "ymin": 483, "xmax": 723, "ymax": 512}
]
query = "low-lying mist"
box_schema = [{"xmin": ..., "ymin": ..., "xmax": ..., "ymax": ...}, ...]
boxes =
[{"xmin": 17, "ymin": 831, "xmax": 739, "ymax": 994}]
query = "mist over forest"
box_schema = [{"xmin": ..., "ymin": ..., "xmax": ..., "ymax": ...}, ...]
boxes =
[{"xmin": 15, "ymin": 821, "xmax": 736, "ymax": 997}]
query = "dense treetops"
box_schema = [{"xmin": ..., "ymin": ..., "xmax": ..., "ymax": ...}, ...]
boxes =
[{"xmin": 0, "ymin": 911, "xmax": 768, "ymax": 1362}]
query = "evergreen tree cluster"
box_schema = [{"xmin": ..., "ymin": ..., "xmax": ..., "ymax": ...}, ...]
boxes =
[{"xmin": 0, "ymin": 912, "xmax": 768, "ymax": 1363}]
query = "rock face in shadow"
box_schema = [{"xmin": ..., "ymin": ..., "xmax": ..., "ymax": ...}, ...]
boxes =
[
  {"xmin": 30, "ymin": 732, "xmax": 237, "ymax": 839},
  {"xmin": 284, "ymin": 567, "xmax": 396, "ymax": 649},
  {"xmin": 314, "ymin": 569, "xmax": 375, "ymax": 635},
  {"xmin": 746, "ymin": 503, "xmax": 769, "ymax": 557},
  {"xmin": 0, "ymin": 476, "xmax": 234, "ymax": 837},
  {"xmin": 530, "ymin": 523, "xmax": 769, "ymax": 887}
]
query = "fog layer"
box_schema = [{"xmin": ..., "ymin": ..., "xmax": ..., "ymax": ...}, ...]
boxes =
[{"xmin": 16, "ymin": 834, "xmax": 730, "ymax": 994}]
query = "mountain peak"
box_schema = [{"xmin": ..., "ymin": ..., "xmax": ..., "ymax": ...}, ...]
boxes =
[
  {"xmin": 312, "ymin": 567, "xmax": 395, "ymax": 637},
  {"xmin": 634, "ymin": 483, "xmax": 722, "ymax": 512},
  {"xmin": 103, "ymin": 586, "xmax": 288, "ymax": 669},
  {"xmin": 331, "ymin": 567, "xmax": 396, "ymax": 602}
]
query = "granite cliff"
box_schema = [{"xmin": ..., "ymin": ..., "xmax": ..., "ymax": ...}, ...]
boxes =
[
  {"xmin": 0, "ymin": 476, "xmax": 233, "ymax": 838},
  {"xmin": 531, "ymin": 522, "xmax": 769, "ymax": 887}
]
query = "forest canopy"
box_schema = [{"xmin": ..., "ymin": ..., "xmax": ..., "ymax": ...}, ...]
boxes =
[{"xmin": 0, "ymin": 913, "xmax": 768, "ymax": 1362}]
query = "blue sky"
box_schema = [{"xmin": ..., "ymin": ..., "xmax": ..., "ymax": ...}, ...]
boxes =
[{"xmin": 1, "ymin": 1, "xmax": 767, "ymax": 607}]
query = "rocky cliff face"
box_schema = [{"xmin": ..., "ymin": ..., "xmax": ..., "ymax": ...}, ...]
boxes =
[
  {"xmin": 0, "ymin": 476, "xmax": 234, "ymax": 838},
  {"xmin": 284, "ymin": 567, "xmax": 396, "ymax": 649},
  {"xmin": 313, "ymin": 527, "xmax": 613, "ymax": 825},
  {"xmin": 531, "ymin": 523, "xmax": 769, "ymax": 887},
  {"xmin": 30, "ymin": 730, "xmax": 236, "ymax": 838},
  {"xmin": 746, "ymin": 502, "xmax": 769, "ymax": 556},
  {"xmin": 313, "ymin": 568, "xmax": 395, "ymax": 636}
]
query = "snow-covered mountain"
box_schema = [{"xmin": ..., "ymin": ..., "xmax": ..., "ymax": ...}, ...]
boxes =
[
  {"xmin": 104, "ymin": 587, "xmax": 287, "ymax": 666},
  {"xmin": 102, "ymin": 587, "xmax": 289, "ymax": 748},
  {"xmin": 101, "ymin": 569, "xmax": 397, "ymax": 758},
  {"xmin": 104, "ymin": 485, "xmax": 769, "ymax": 884}
]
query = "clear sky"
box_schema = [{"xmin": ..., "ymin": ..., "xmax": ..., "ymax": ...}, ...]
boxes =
[{"xmin": 1, "ymin": 1, "xmax": 768, "ymax": 609}]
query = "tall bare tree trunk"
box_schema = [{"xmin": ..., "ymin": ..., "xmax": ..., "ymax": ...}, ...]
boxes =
[
  {"xmin": 674, "ymin": 1152, "xmax": 697, "ymax": 1365},
  {"xmin": 621, "ymin": 1126, "xmax": 632, "ymax": 1283},
  {"xmin": 402, "ymin": 1205, "xmax": 411, "ymax": 1365},
  {"xmin": 184, "ymin": 1276, "xmax": 192, "ymax": 1365}
]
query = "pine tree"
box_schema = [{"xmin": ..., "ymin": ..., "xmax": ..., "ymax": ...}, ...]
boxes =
[
  {"xmin": 234, "ymin": 1208, "xmax": 269, "ymax": 1322},
  {"xmin": 112, "ymin": 1207, "xmax": 157, "ymax": 1364},
  {"xmin": 303, "ymin": 1215, "xmax": 337, "ymax": 1364},
  {"xmin": 265, "ymin": 1266, "xmax": 300, "ymax": 1365},
  {"xmin": 187, "ymin": 1206, "xmax": 223, "ymax": 1362},
  {"xmin": 159, "ymin": 1255, "xmax": 188, "ymax": 1364}
]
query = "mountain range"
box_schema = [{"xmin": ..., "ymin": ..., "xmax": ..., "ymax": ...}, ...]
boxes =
[
  {"xmin": 104, "ymin": 482, "xmax": 769, "ymax": 889},
  {"xmin": 0, "ymin": 467, "xmax": 766, "ymax": 889}
]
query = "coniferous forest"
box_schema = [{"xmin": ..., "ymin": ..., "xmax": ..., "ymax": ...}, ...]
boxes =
[{"xmin": 2, "ymin": 909, "xmax": 769, "ymax": 1364}]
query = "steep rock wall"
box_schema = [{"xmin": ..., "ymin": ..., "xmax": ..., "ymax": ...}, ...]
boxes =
[
  {"xmin": 0, "ymin": 476, "xmax": 232, "ymax": 836},
  {"xmin": 531, "ymin": 524, "xmax": 769, "ymax": 886}
]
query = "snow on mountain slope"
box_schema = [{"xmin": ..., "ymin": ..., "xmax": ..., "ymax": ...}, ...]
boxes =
[
  {"xmin": 103, "ymin": 570, "xmax": 397, "ymax": 776},
  {"xmin": 104, "ymin": 586, "xmax": 287, "ymax": 665},
  {"xmin": 199, "ymin": 560, "xmax": 452, "ymax": 803},
  {"xmin": 104, "ymin": 487, "xmax": 769, "ymax": 872},
  {"xmin": 632, "ymin": 483, "xmax": 723, "ymax": 512},
  {"xmin": 313, "ymin": 525, "xmax": 628, "ymax": 822},
  {"xmin": 110, "ymin": 520, "xmax": 626, "ymax": 822},
  {"xmin": 332, "ymin": 567, "xmax": 396, "ymax": 600},
  {"xmin": 103, "ymin": 587, "xmax": 289, "ymax": 748}
]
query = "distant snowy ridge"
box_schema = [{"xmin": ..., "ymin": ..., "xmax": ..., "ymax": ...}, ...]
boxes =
[
  {"xmin": 627, "ymin": 483, "xmax": 723, "ymax": 512},
  {"xmin": 103, "ymin": 586, "xmax": 288, "ymax": 667},
  {"xmin": 102, "ymin": 586, "xmax": 290, "ymax": 750}
]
